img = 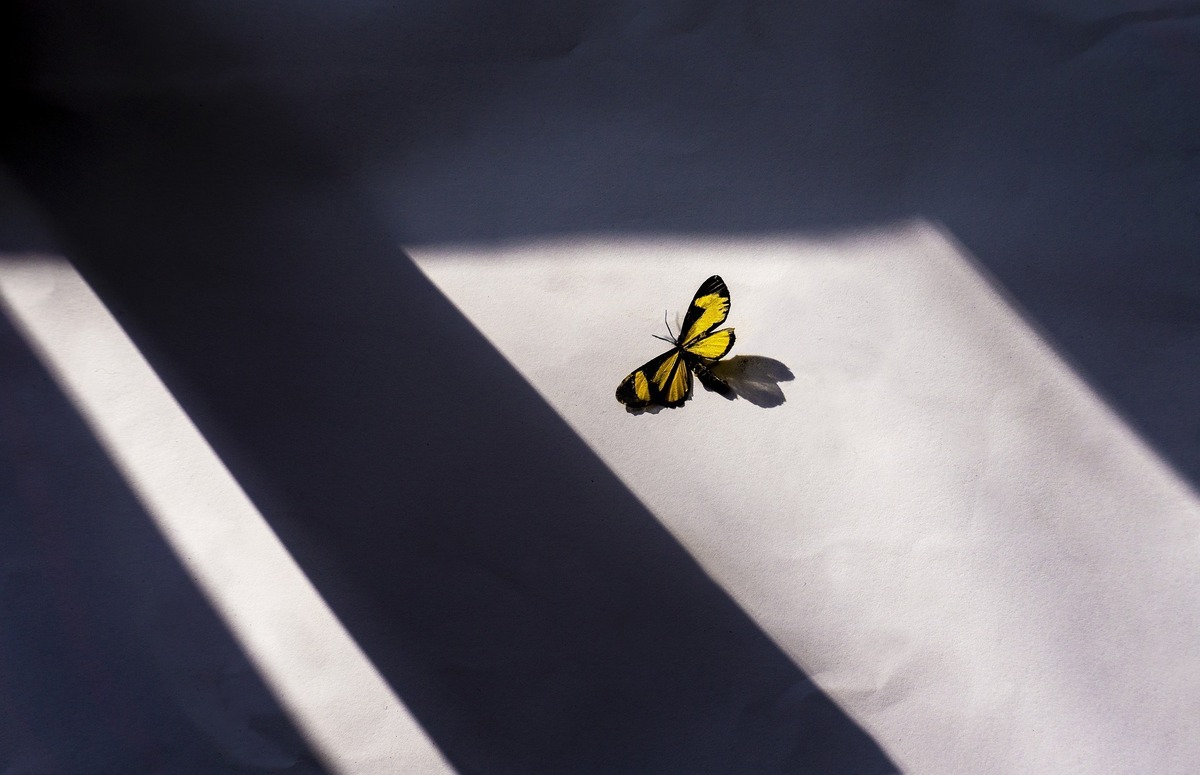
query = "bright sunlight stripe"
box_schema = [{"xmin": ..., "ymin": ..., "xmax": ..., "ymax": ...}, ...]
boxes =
[{"xmin": 0, "ymin": 255, "xmax": 453, "ymax": 775}]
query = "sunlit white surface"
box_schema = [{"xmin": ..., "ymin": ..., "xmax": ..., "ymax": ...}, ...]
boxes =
[
  {"xmin": 409, "ymin": 220, "xmax": 1200, "ymax": 775},
  {"xmin": 0, "ymin": 256, "xmax": 453, "ymax": 775}
]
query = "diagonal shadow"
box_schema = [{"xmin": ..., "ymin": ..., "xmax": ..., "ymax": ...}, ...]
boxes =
[
  {"xmin": 0, "ymin": 308, "xmax": 325, "ymax": 774},
  {"xmin": 3, "ymin": 2, "xmax": 900, "ymax": 773}
]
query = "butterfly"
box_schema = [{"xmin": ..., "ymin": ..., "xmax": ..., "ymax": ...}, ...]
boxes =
[{"xmin": 616, "ymin": 275, "xmax": 736, "ymax": 408}]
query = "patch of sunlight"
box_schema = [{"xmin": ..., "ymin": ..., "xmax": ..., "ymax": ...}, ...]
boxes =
[{"xmin": 408, "ymin": 220, "xmax": 1200, "ymax": 775}]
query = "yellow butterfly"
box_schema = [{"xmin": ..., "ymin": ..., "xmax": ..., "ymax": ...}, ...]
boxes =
[{"xmin": 616, "ymin": 275, "xmax": 736, "ymax": 408}]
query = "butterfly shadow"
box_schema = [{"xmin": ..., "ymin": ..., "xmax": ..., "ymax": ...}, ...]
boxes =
[{"xmin": 710, "ymin": 355, "xmax": 794, "ymax": 408}]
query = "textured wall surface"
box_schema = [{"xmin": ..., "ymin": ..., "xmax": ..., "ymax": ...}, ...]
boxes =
[{"xmin": 3, "ymin": 2, "xmax": 1198, "ymax": 772}]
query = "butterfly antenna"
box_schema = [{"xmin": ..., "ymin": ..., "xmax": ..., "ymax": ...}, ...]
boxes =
[{"xmin": 663, "ymin": 310, "xmax": 676, "ymax": 343}]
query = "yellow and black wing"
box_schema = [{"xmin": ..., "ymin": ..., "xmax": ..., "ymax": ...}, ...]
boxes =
[
  {"xmin": 679, "ymin": 276, "xmax": 736, "ymax": 395},
  {"xmin": 682, "ymin": 327, "xmax": 735, "ymax": 360},
  {"xmin": 678, "ymin": 275, "xmax": 732, "ymax": 348},
  {"xmin": 616, "ymin": 348, "xmax": 693, "ymax": 408}
]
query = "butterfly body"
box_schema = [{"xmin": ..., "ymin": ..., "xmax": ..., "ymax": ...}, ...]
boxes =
[{"xmin": 616, "ymin": 276, "xmax": 736, "ymax": 408}]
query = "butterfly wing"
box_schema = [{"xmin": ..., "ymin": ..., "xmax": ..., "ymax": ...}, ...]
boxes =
[
  {"xmin": 680, "ymin": 287, "xmax": 735, "ymax": 396},
  {"xmin": 616, "ymin": 350, "xmax": 671, "ymax": 408},
  {"xmin": 682, "ymin": 328, "xmax": 735, "ymax": 360},
  {"xmin": 616, "ymin": 348, "xmax": 693, "ymax": 408},
  {"xmin": 678, "ymin": 275, "xmax": 732, "ymax": 347},
  {"xmin": 653, "ymin": 349, "xmax": 693, "ymax": 407}
]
